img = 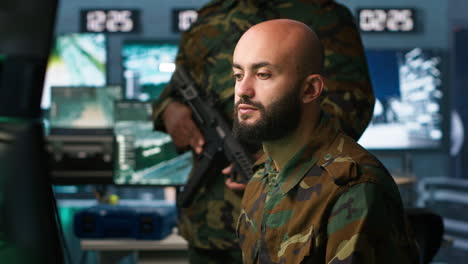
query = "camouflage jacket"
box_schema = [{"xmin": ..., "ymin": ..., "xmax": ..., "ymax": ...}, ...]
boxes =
[
  {"xmin": 237, "ymin": 114, "xmax": 419, "ymax": 263},
  {"xmin": 152, "ymin": 0, "xmax": 374, "ymax": 250}
]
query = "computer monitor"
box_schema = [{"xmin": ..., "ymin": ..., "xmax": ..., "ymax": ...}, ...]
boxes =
[
  {"xmin": 358, "ymin": 48, "xmax": 446, "ymax": 150},
  {"xmin": 113, "ymin": 100, "xmax": 192, "ymax": 186},
  {"xmin": 41, "ymin": 33, "xmax": 107, "ymax": 109},
  {"xmin": 49, "ymin": 86, "xmax": 121, "ymax": 129},
  {"xmin": 121, "ymin": 40, "xmax": 178, "ymax": 101}
]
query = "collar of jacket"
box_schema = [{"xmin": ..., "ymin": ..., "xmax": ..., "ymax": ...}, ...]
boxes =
[{"xmin": 253, "ymin": 112, "xmax": 340, "ymax": 195}]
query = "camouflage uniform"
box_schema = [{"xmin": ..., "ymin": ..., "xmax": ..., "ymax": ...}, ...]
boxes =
[
  {"xmin": 152, "ymin": 0, "xmax": 374, "ymax": 262},
  {"xmin": 237, "ymin": 113, "xmax": 419, "ymax": 263}
]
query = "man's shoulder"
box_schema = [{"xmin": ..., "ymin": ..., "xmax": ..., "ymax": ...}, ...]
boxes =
[
  {"xmin": 196, "ymin": 0, "xmax": 225, "ymax": 16},
  {"xmin": 182, "ymin": 0, "xmax": 232, "ymax": 39},
  {"xmin": 317, "ymin": 132, "xmax": 389, "ymax": 186},
  {"xmin": 317, "ymin": 132, "xmax": 404, "ymax": 205}
]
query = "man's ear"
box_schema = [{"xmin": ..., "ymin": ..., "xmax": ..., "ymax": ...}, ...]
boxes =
[{"xmin": 302, "ymin": 74, "xmax": 324, "ymax": 104}]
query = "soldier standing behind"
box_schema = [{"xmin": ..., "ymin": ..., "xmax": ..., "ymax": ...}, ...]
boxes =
[
  {"xmin": 153, "ymin": 1, "xmax": 374, "ymax": 263},
  {"xmin": 233, "ymin": 19, "xmax": 419, "ymax": 264}
]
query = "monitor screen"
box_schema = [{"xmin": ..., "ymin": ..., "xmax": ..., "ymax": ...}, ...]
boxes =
[
  {"xmin": 113, "ymin": 100, "xmax": 192, "ymax": 186},
  {"xmin": 41, "ymin": 33, "xmax": 107, "ymax": 109},
  {"xmin": 358, "ymin": 48, "xmax": 445, "ymax": 150},
  {"xmin": 121, "ymin": 40, "xmax": 178, "ymax": 101},
  {"xmin": 49, "ymin": 86, "xmax": 121, "ymax": 129}
]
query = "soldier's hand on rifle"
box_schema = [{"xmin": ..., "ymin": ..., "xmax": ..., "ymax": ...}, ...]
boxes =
[
  {"xmin": 163, "ymin": 101, "xmax": 205, "ymax": 154},
  {"xmin": 222, "ymin": 164, "xmax": 246, "ymax": 191},
  {"xmin": 222, "ymin": 150, "xmax": 263, "ymax": 191}
]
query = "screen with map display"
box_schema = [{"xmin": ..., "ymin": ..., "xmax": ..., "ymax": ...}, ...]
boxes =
[
  {"xmin": 121, "ymin": 40, "xmax": 178, "ymax": 101},
  {"xmin": 358, "ymin": 48, "xmax": 445, "ymax": 150},
  {"xmin": 49, "ymin": 86, "xmax": 121, "ymax": 129},
  {"xmin": 41, "ymin": 33, "xmax": 107, "ymax": 109}
]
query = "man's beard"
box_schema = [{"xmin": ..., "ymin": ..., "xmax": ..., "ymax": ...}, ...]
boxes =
[{"xmin": 233, "ymin": 86, "xmax": 302, "ymax": 144}]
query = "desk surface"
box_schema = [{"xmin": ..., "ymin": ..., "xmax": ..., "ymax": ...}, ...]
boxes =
[{"xmin": 81, "ymin": 233, "xmax": 188, "ymax": 251}]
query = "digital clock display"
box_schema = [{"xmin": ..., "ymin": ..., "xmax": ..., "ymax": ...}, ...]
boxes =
[
  {"xmin": 172, "ymin": 9, "xmax": 198, "ymax": 33},
  {"xmin": 358, "ymin": 8, "xmax": 415, "ymax": 33},
  {"xmin": 81, "ymin": 9, "xmax": 140, "ymax": 33}
]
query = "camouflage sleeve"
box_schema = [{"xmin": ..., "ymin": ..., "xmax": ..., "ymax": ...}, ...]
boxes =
[{"xmin": 325, "ymin": 183, "xmax": 414, "ymax": 264}]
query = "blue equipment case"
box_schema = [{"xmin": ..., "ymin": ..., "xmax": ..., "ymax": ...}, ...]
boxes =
[{"xmin": 74, "ymin": 203, "xmax": 177, "ymax": 240}]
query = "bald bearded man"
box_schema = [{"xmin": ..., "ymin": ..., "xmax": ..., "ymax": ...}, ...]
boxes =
[{"xmin": 234, "ymin": 19, "xmax": 419, "ymax": 264}]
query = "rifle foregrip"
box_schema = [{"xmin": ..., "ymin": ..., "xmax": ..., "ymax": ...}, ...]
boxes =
[
  {"xmin": 177, "ymin": 142, "xmax": 220, "ymax": 208},
  {"xmin": 225, "ymin": 138, "xmax": 254, "ymax": 183},
  {"xmin": 177, "ymin": 155, "xmax": 211, "ymax": 208}
]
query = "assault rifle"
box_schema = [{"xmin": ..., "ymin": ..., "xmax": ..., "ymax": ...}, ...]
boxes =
[{"xmin": 171, "ymin": 67, "xmax": 254, "ymax": 208}]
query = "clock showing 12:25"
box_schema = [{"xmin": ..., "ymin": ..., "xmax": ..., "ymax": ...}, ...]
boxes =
[
  {"xmin": 81, "ymin": 9, "xmax": 141, "ymax": 33},
  {"xmin": 357, "ymin": 8, "xmax": 415, "ymax": 33}
]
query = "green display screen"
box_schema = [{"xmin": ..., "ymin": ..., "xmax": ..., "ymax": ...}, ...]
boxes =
[{"xmin": 113, "ymin": 101, "xmax": 191, "ymax": 186}]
